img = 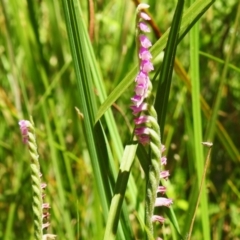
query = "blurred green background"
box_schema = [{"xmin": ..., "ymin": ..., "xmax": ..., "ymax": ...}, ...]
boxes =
[{"xmin": 0, "ymin": 0, "xmax": 240, "ymax": 239}]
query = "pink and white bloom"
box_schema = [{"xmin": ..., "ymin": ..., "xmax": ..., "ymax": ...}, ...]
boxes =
[
  {"xmin": 137, "ymin": 135, "xmax": 150, "ymax": 145},
  {"xmin": 160, "ymin": 170, "xmax": 170, "ymax": 180},
  {"xmin": 131, "ymin": 11, "xmax": 153, "ymax": 142},
  {"xmin": 131, "ymin": 6, "xmax": 152, "ymax": 118},
  {"xmin": 140, "ymin": 60, "xmax": 154, "ymax": 73},
  {"xmin": 134, "ymin": 115, "xmax": 150, "ymax": 125},
  {"xmin": 131, "ymin": 102, "xmax": 148, "ymax": 115},
  {"xmin": 161, "ymin": 156, "xmax": 167, "ymax": 165},
  {"xmin": 155, "ymin": 197, "xmax": 173, "ymax": 207},
  {"xmin": 19, "ymin": 120, "xmax": 31, "ymax": 144},
  {"xmin": 139, "ymin": 47, "xmax": 152, "ymax": 60},
  {"xmin": 157, "ymin": 186, "xmax": 166, "ymax": 194},
  {"xmin": 152, "ymin": 215, "xmax": 165, "ymax": 224},
  {"xmin": 140, "ymin": 12, "xmax": 151, "ymax": 21},
  {"xmin": 139, "ymin": 22, "xmax": 150, "ymax": 32},
  {"xmin": 139, "ymin": 35, "xmax": 152, "ymax": 48}
]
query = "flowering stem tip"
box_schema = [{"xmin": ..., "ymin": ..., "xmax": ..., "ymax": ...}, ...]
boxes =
[{"xmin": 19, "ymin": 119, "xmax": 56, "ymax": 240}]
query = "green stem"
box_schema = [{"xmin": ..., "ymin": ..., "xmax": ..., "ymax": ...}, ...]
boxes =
[
  {"xmin": 187, "ymin": 142, "xmax": 213, "ymax": 240},
  {"xmin": 27, "ymin": 120, "xmax": 43, "ymax": 240},
  {"xmin": 189, "ymin": 0, "xmax": 210, "ymax": 238},
  {"xmin": 144, "ymin": 105, "xmax": 161, "ymax": 238}
]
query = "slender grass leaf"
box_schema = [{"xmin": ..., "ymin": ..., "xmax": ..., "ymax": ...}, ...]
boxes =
[
  {"xmin": 189, "ymin": 4, "xmax": 210, "ymax": 237},
  {"xmin": 61, "ymin": 0, "xmax": 110, "ymax": 221},
  {"xmin": 104, "ymin": 144, "xmax": 137, "ymax": 240},
  {"xmin": 154, "ymin": 0, "xmax": 184, "ymax": 134}
]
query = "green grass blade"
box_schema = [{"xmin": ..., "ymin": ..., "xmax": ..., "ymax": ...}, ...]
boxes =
[
  {"xmin": 154, "ymin": 0, "xmax": 184, "ymax": 133},
  {"xmin": 178, "ymin": 0, "xmax": 214, "ymax": 43},
  {"xmin": 61, "ymin": 1, "xmax": 133, "ymax": 238},
  {"xmin": 187, "ymin": 144, "xmax": 213, "ymax": 240},
  {"xmin": 79, "ymin": 1, "xmax": 139, "ymax": 217},
  {"xmin": 165, "ymin": 207, "xmax": 183, "ymax": 239},
  {"xmin": 199, "ymin": 51, "xmax": 240, "ymax": 74},
  {"xmin": 78, "ymin": 2, "xmax": 135, "ymax": 238},
  {"xmin": 104, "ymin": 144, "xmax": 138, "ymax": 240},
  {"xmin": 61, "ymin": 0, "xmax": 110, "ymax": 221},
  {"xmin": 188, "ymin": 6, "xmax": 210, "ymax": 238}
]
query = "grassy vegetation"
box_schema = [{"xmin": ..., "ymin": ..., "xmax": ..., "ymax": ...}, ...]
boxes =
[{"xmin": 0, "ymin": 0, "xmax": 240, "ymax": 239}]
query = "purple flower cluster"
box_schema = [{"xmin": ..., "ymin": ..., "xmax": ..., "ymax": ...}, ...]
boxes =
[
  {"xmin": 131, "ymin": 6, "xmax": 154, "ymax": 145},
  {"xmin": 131, "ymin": 4, "xmax": 173, "ymax": 233},
  {"xmin": 19, "ymin": 120, "xmax": 31, "ymax": 144}
]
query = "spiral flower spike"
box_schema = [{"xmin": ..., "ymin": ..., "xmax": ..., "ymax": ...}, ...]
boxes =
[
  {"xmin": 131, "ymin": 4, "xmax": 173, "ymax": 238},
  {"xmin": 19, "ymin": 119, "xmax": 56, "ymax": 240}
]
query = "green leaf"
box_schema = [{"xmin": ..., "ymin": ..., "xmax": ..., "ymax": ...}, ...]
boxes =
[
  {"xmin": 154, "ymin": 0, "xmax": 184, "ymax": 236},
  {"xmin": 154, "ymin": 0, "xmax": 184, "ymax": 134},
  {"xmin": 61, "ymin": 0, "xmax": 134, "ymax": 238},
  {"xmin": 104, "ymin": 144, "xmax": 138, "ymax": 240},
  {"xmin": 188, "ymin": 0, "xmax": 210, "ymax": 238}
]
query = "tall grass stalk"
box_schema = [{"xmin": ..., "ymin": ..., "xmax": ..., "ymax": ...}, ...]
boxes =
[{"xmin": 189, "ymin": 4, "xmax": 210, "ymax": 238}]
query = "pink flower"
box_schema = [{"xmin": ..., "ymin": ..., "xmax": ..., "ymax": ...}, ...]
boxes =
[
  {"xmin": 139, "ymin": 12, "xmax": 151, "ymax": 21},
  {"xmin": 131, "ymin": 103, "xmax": 148, "ymax": 115},
  {"xmin": 42, "ymin": 212, "xmax": 50, "ymax": 219},
  {"xmin": 135, "ymin": 71, "xmax": 149, "ymax": 84},
  {"xmin": 160, "ymin": 145, "xmax": 167, "ymax": 165},
  {"xmin": 140, "ymin": 60, "xmax": 154, "ymax": 73},
  {"xmin": 135, "ymin": 127, "xmax": 150, "ymax": 136},
  {"xmin": 161, "ymin": 156, "xmax": 167, "ymax": 165},
  {"xmin": 139, "ymin": 35, "xmax": 152, "ymax": 48},
  {"xmin": 157, "ymin": 186, "xmax": 166, "ymax": 194},
  {"xmin": 155, "ymin": 197, "xmax": 173, "ymax": 207},
  {"xmin": 138, "ymin": 135, "xmax": 150, "ymax": 145},
  {"xmin": 18, "ymin": 120, "xmax": 31, "ymax": 144},
  {"xmin": 131, "ymin": 94, "xmax": 144, "ymax": 107},
  {"xmin": 161, "ymin": 145, "xmax": 166, "ymax": 153},
  {"xmin": 139, "ymin": 47, "xmax": 152, "ymax": 60},
  {"xmin": 135, "ymin": 84, "xmax": 147, "ymax": 96},
  {"xmin": 134, "ymin": 127, "xmax": 152, "ymax": 145},
  {"xmin": 160, "ymin": 170, "xmax": 170, "ymax": 180},
  {"xmin": 134, "ymin": 115, "xmax": 150, "ymax": 125},
  {"xmin": 152, "ymin": 215, "xmax": 165, "ymax": 224},
  {"xmin": 41, "ymin": 183, "xmax": 47, "ymax": 190},
  {"xmin": 42, "ymin": 222, "xmax": 50, "ymax": 230},
  {"xmin": 139, "ymin": 22, "xmax": 150, "ymax": 32},
  {"xmin": 42, "ymin": 203, "xmax": 51, "ymax": 209}
]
